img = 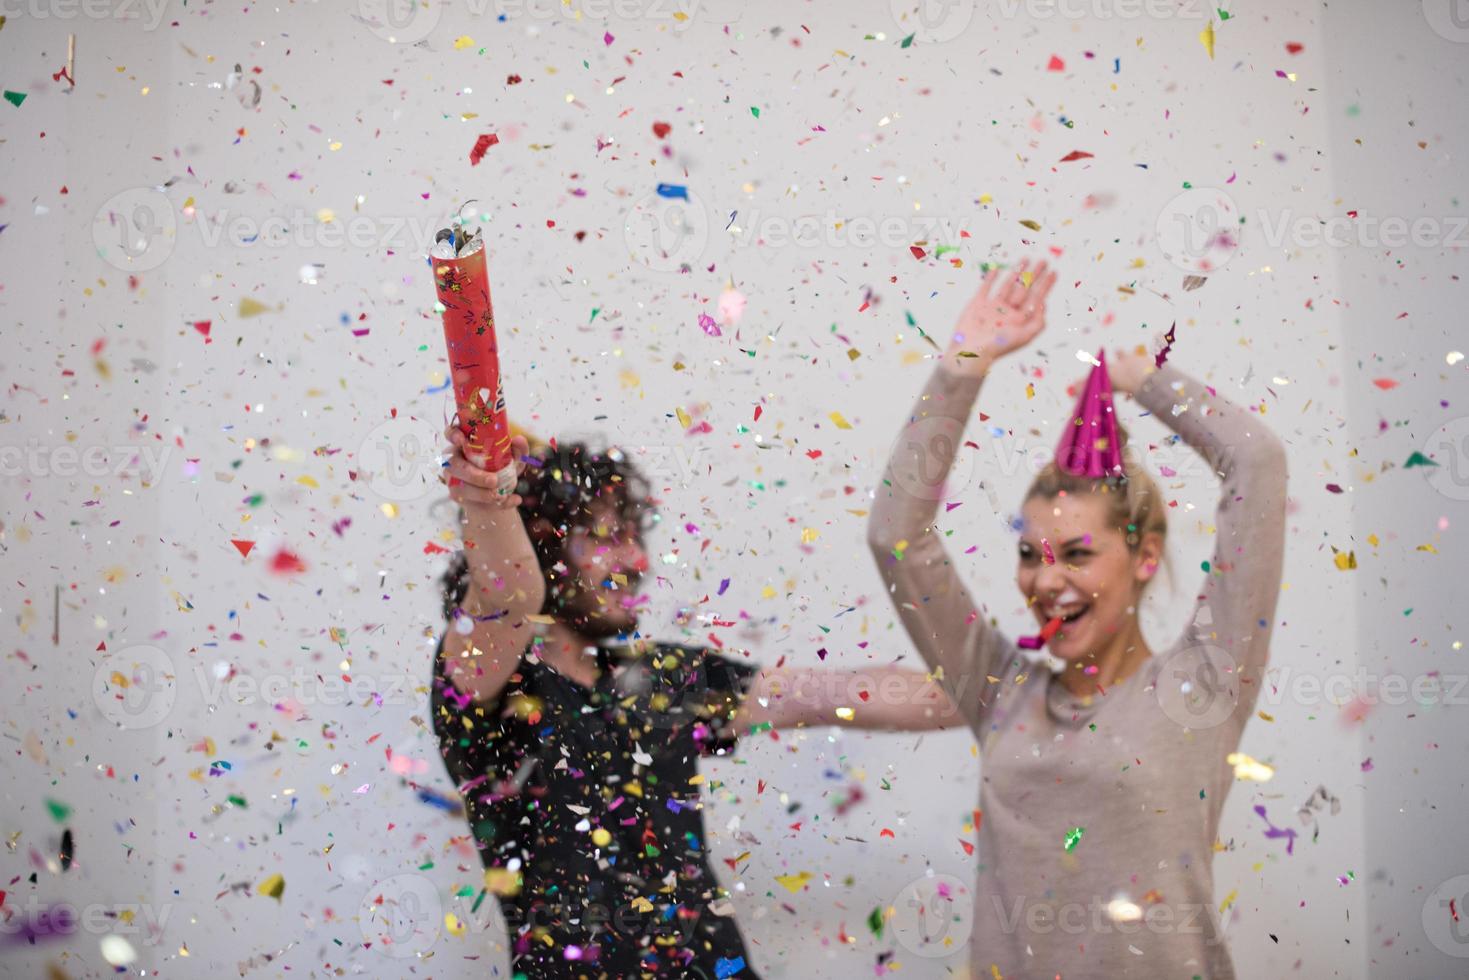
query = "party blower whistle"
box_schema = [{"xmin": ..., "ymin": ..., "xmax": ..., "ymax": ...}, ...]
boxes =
[{"xmin": 431, "ymin": 205, "xmax": 517, "ymax": 495}]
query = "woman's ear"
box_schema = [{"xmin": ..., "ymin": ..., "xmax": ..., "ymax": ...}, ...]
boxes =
[{"xmin": 1135, "ymin": 532, "xmax": 1164, "ymax": 584}]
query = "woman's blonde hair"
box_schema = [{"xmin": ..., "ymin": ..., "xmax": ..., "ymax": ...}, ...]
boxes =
[{"xmin": 1023, "ymin": 421, "xmax": 1172, "ymax": 594}]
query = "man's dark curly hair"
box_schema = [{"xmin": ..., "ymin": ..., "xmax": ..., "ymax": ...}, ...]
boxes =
[{"xmin": 440, "ymin": 441, "xmax": 655, "ymax": 622}]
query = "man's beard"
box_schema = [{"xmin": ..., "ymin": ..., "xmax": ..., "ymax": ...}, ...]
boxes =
[{"xmin": 549, "ymin": 576, "xmax": 642, "ymax": 641}]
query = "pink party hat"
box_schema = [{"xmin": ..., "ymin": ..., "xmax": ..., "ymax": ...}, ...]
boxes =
[{"xmin": 1055, "ymin": 349, "xmax": 1125, "ymax": 479}]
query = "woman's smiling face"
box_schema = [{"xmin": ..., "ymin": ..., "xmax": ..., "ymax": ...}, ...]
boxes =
[{"xmin": 1015, "ymin": 492, "xmax": 1160, "ymax": 661}]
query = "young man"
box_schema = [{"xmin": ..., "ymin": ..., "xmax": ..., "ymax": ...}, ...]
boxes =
[{"xmin": 432, "ymin": 427, "xmax": 959, "ymax": 980}]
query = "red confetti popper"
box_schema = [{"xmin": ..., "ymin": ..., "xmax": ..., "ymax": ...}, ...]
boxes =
[{"xmin": 432, "ymin": 214, "xmax": 517, "ymax": 494}]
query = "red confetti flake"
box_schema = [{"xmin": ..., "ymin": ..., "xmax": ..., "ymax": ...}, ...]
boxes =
[
  {"xmin": 909, "ymin": 245, "xmax": 927, "ymax": 260},
  {"xmin": 268, "ymin": 547, "xmax": 307, "ymax": 575},
  {"xmin": 959, "ymin": 838, "xmax": 975, "ymax": 855},
  {"xmin": 1059, "ymin": 150, "xmax": 1093, "ymax": 162},
  {"xmin": 879, "ymin": 828, "xmax": 895, "ymax": 838},
  {"xmin": 1285, "ymin": 42, "xmax": 1304, "ymax": 54},
  {"xmin": 1372, "ymin": 378, "xmax": 1398, "ymax": 390},
  {"xmin": 423, "ymin": 541, "xmax": 451, "ymax": 554},
  {"xmin": 805, "ymin": 449, "xmax": 822, "ymax": 459},
  {"xmin": 506, "ymin": 74, "xmax": 522, "ymax": 85},
  {"xmin": 1047, "ymin": 54, "xmax": 1065, "ymax": 71},
  {"xmin": 652, "ymin": 121, "xmax": 671, "ymax": 139},
  {"xmin": 231, "ymin": 540, "xmax": 255, "ymax": 557},
  {"xmin": 193, "ymin": 320, "xmax": 212, "ymax": 339},
  {"xmin": 468, "ymin": 133, "xmax": 499, "ymax": 166},
  {"xmin": 1325, "ymin": 483, "xmax": 1343, "ymax": 494}
]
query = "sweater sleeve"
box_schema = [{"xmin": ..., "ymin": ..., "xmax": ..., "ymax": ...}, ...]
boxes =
[
  {"xmin": 868, "ymin": 365, "xmax": 1024, "ymax": 737},
  {"xmin": 1131, "ymin": 362, "xmax": 1289, "ymax": 708}
]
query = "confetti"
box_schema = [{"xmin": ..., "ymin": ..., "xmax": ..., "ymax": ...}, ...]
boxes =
[{"xmin": 469, "ymin": 133, "xmax": 499, "ymax": 165}]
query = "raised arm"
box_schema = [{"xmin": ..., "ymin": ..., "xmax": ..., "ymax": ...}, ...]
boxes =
[
  {"xmin": 1127, "ymin": 357, "xmax": 1289, "ymax": 696},
  {"xmin": 867, "ymin": 259, "xmax": 1058, "ymax": 734},
  {"xmin": 438, "ymin": 429, "xmax": 546, "ymax": 705}
]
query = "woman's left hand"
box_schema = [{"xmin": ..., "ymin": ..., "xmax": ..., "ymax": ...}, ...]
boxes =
[{"xmin": 1105, "ymin": 344, "xmax": 1159, "ymax": 398}]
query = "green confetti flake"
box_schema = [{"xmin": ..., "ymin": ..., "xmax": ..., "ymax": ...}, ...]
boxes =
[
  {"xmin": 4, "ymin": 90, "xmax": 27, "ymax": 108},
  {"xmin": 45, "ymin": 798, "xmax": 72, "ymax": 823},
  {"xmin": 1063, "ymin": 826, "xmax": 1085, "ymax": 852},
  {"xmin": 1403, "ymin": 451, "xmax": 1436, "ymax": 468},
  {"xmin": 900, "ymin": 33, "xmax": 915, "ymax": 48},
  {"xmin": 749, "ymin": 106, "xmax": 760, "ymax": 118},
  {"xmin": 867, "ymin": 905, "xmax": 885, "ymax": 937}
]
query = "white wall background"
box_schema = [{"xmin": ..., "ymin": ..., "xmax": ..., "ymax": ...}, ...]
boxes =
[{"xmin": 0, "ymin": 0, "xmax": 1463, "ymax": 977}]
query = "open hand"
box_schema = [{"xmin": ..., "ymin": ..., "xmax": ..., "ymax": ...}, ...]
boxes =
[{"xmin": 942, "ymin": 257, "xmax": 1059, "ymax": 376}]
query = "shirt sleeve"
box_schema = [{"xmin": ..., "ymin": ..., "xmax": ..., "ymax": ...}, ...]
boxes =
[
  {"xmin": 693, "ymin": 649, "xmax": 762, "ymax": 757},
  {"xmin": 1132, "ymin": 362, "xmax": 1289, "ymax": 712},
  {"xmin": 867, "ymin": 365, "xmax": 1027, "ymax": 737}
]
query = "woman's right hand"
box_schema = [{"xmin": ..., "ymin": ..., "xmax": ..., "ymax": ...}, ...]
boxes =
[
  {"xmin": 441, "ymin": 428, "xmax": 530, "ymax": 511},
  {"xmin": 942, "ymin": 257, "xmax": 1058, "ymax": 376}
]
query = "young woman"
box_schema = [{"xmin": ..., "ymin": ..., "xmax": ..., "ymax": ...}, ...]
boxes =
[
  {"xmin": 433, "ymin": 428, "xmax": 961, "ymax": 979},
  {"xmin": 867, "ymin": 258, "xmax": 1289, "ymax": 978}
]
